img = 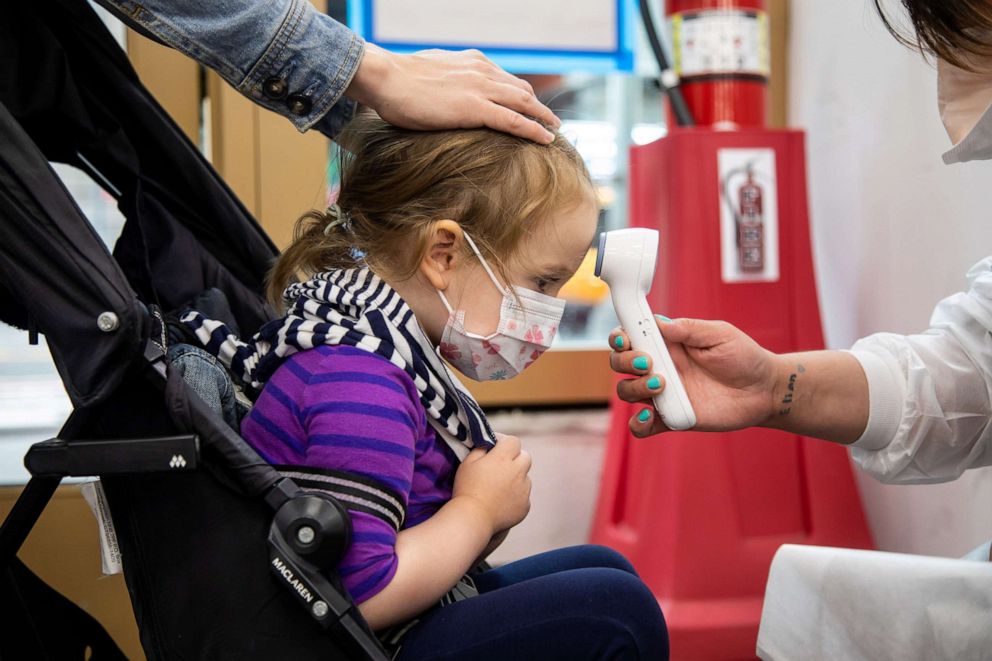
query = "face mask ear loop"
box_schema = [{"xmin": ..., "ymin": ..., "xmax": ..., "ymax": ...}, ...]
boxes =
[
  {"xmin": 462, "ymin": 231, "xmax": 511, "ymax": 297},
  {"xmin": 436, "ymin": 289, "xmax": 456, "ymax": 315}
]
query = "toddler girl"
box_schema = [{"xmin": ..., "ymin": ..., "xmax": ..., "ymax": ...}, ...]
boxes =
[{"xmin": 185, "ymin": 112, "xmax": 668, "ymax": 660}]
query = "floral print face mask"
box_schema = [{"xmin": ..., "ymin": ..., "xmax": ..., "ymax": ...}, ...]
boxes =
[{"xmin": 436, "ymin": 232, "xmax": 566, "ymax": 381}]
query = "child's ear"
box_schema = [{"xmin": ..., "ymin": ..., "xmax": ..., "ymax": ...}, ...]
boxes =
[{"xmin": 419, "ymin": 220, "xmax": 464, "ymax": 290}]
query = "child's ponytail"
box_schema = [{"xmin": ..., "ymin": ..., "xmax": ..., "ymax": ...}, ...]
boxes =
[{"xmin": 266, "ymin": 206, "xmax": 357, "ymax": 309}]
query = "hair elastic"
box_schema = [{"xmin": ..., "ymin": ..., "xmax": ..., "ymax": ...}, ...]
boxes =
[{"xmin": 323, "ymin": 203, "xmax": 348, "ymax": 235}]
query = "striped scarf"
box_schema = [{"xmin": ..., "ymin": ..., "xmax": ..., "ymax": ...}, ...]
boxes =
[{"xmin": 180, "ymin": 267, "xmax": 497, "ymax": 456}]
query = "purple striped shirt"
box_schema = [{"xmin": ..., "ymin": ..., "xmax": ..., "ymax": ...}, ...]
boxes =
[{"xmin": 241, "ymin": 344, "xmax": 458, "ymax": 603}]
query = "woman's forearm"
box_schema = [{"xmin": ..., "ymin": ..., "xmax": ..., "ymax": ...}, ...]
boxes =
[
  {"xmin": 357, "ymin": 495, "xmax": 493, "ymax": 630},
  {"xmin": 761, "ymin": 350, "xmax": 870, "ymax": 444}
]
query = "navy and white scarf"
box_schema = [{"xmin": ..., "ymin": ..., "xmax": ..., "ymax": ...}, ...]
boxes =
[{"xmin": 180, "ymin": 267, "xmax": 497, "ymax": 456}]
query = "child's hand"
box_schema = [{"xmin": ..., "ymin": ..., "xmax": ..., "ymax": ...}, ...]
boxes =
[
  {"xmin": 361, "ymin": 435, "xmax": 530, "ymax": 629},
  {"xmin": 453, "ymin": 433, "xmax": 532, "ymax": 534}
]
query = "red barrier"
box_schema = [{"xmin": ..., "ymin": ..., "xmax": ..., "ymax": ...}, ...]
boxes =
[{"xmin": 590, "ymin": 128, "xmax": 874, "ymax": 660}]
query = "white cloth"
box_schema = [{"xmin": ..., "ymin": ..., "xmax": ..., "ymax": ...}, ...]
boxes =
[
  {"xmin": 848, "ymin": 256, "xmax": 992, "ymax": 484},
  {"xmin": 756, "ymin": 545, "xmax": 992, "ymax": 661}
]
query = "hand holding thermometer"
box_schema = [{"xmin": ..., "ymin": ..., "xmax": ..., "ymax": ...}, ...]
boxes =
[{"xmin": 594, "ymin": 228, "xmax": 696, "ymax": 431}]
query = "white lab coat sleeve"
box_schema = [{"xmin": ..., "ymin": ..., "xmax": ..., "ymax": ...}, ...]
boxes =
[{"xmin": 847, "ymin": 256, "xmax": 992, "ymax": 484}]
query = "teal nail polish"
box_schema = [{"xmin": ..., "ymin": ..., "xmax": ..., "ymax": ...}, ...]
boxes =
[
  {"xmin": 655, "ymin": 314, "xmax": 673, "ymax": 323},
  {"xmin": 633, "ymin": 356, "xmax": 649, "ymax": 371},
  {"xmin": 637, "ymin": 409, "xmax": 651, "ymax": 423},
  {"xmin": 647, "ymin": 376, "xmax": 661, "ymax": 390},
  {"xmin": 614, "ymin": 336, "xmax": 624, "ymax": 349}
]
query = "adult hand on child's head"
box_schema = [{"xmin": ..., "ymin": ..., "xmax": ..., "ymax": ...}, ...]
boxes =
[
  {"xmin": 453, "ymin": 433, "xmax": 532, "ymax": 534},
  {"xmin": 609, "ymin": 318, "xmax": 781, "ymax": 437},
  {"xmin": 346, "ymin": 44, "xmax": 560, "ymax": 144}
]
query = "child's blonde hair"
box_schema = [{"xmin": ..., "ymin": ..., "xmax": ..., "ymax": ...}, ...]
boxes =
[{"xmin": 267, "ymin": 112, "xmax": 594, "ymax": 307}]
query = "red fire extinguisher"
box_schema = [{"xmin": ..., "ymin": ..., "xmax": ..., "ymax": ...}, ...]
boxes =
[{"xmin": 665, "ymin": 0, "xmax": 769, "ymax": 128}]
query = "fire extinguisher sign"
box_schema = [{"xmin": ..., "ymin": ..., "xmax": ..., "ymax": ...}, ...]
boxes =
[{"xmin": 717, "ymin": 148, "xmax": 779, "ymax": 283}]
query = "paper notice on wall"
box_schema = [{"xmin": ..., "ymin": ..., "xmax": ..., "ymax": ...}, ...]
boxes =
[
  {"xmin": 717, "ymin": 148, "xmax": 779, "ymax": 283},
  {"xmin": 370, "ymin": 0, "xmax": 617, "ymax": 52}
]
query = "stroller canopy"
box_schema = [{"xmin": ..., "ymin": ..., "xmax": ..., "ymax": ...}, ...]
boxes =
[{"xmin": 0, "ymin": 0, "xmax": 277, "ymax": 409}]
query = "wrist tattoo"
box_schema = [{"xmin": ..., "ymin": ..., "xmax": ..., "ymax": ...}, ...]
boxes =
[{"xmin": 779, "ymin": 364, "xmax": 806, "ymax": 416}]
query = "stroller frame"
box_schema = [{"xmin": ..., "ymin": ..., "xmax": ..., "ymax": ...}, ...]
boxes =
[{"xmin": 0, "ymin": 0, "xmax": 387, "ymax": 657}]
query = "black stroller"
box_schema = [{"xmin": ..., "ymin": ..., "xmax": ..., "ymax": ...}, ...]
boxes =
[{"xmin": 0, "ymin": 0, "xmax": 387, "ymax": 658}]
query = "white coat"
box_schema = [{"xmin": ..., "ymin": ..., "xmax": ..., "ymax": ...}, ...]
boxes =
[
  {"xmin": 757, "ymin": 52, "xmax": 992, "ymax": 661},
  {"xmin": 850, "ymin": 257, "xmax": 992, "ymax": 484}
]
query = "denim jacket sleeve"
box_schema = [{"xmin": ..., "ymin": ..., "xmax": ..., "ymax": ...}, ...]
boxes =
[{"xmin": 102, "ymin": 0, "xmax": 364, "ymax": 137}]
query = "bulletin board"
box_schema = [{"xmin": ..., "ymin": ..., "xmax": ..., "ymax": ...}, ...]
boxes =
[{"xmin": 347, "ymin": 0, "xmax": 635, "ymax": 73}]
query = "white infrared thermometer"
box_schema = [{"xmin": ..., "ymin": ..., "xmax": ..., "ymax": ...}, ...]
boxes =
[{"xmin": 595, "ymin": 228, "xmax": 696, "ymax": 431}]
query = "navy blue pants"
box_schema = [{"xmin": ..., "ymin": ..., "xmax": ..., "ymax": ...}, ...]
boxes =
[{"xmin": 397, "ymin": 545, "xmax": 669, "ymax": 660}]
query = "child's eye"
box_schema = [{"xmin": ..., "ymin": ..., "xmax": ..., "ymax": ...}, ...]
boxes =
[{"xmin": 534, "ymin": 276, "xmax": 559, "ymax": 293}]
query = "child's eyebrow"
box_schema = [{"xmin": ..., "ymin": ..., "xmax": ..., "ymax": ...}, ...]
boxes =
[
  {"xmin": 533, "ymin": 250, "xmax": 590, "ymax": 279},
  {"xmin": 541, "ymin": 255, "xmax": 586, "ymax": 278},
  {"xmin": 538, "ymin": 265, "xmax": 573, "ymax": 278}
]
